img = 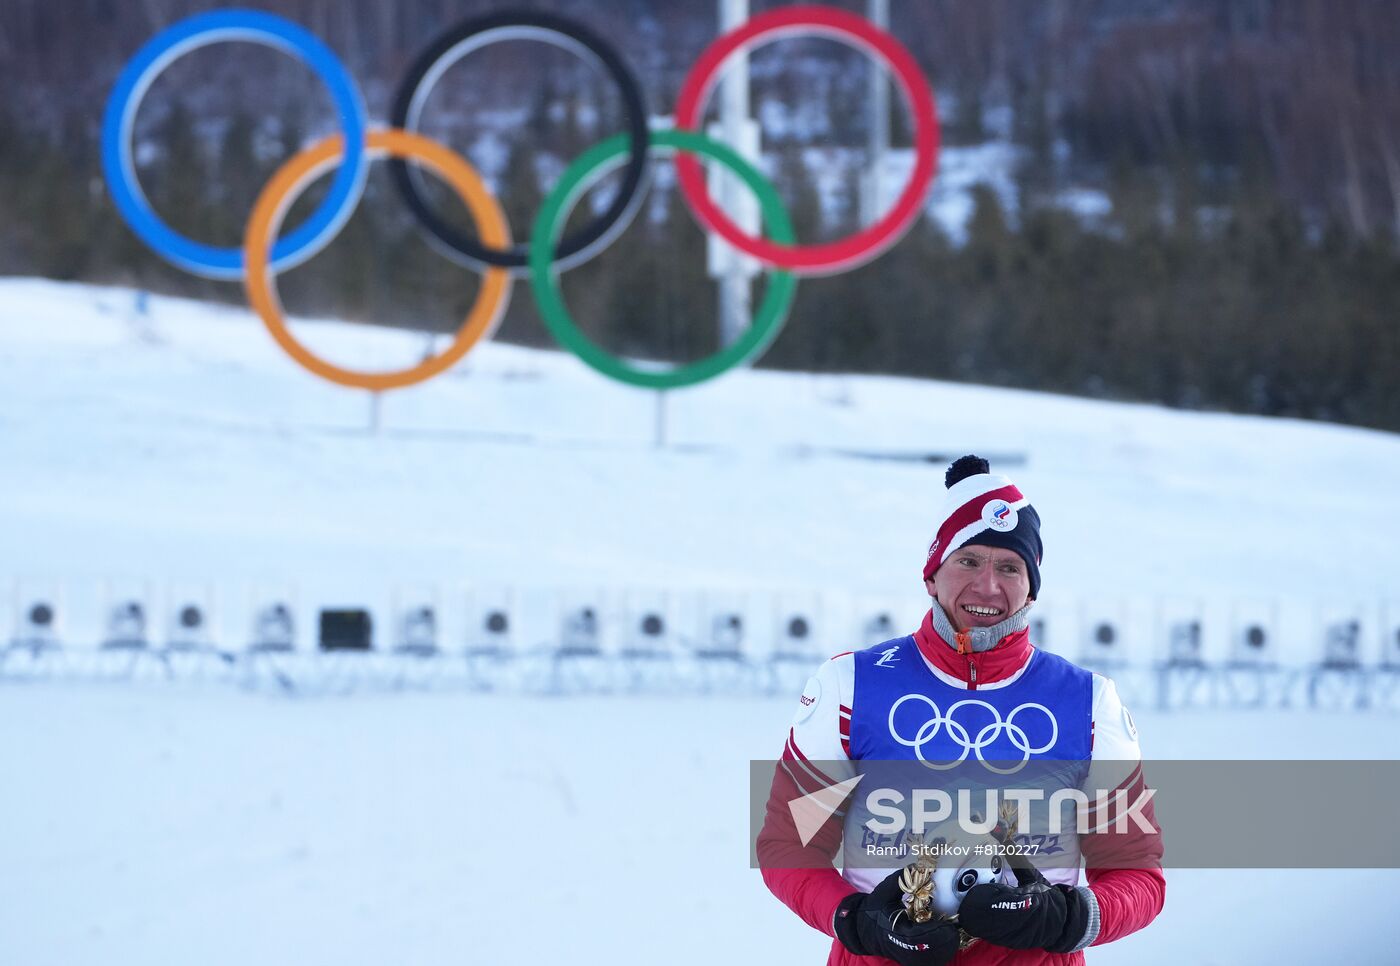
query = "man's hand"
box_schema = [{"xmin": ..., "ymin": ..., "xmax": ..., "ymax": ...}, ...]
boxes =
[
  {"xmin": 833, "ymin": 868, "xmax": 960, "ymax": 966},
  {"xmin": 957, "ymin": 859, "xmax": 1099, "ymax": 953}
]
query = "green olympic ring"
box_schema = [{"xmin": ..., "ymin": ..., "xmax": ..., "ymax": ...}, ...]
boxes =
[{"xmin": 528, "ymin": 129, "xmax": 796, "ymax": 390}]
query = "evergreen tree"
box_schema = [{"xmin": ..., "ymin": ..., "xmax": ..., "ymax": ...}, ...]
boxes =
[
  {"xmin": 208, "ymin": 110, "xmax": 261, "ymax": 249},
  {"xmin": 649, "ymin": 177, "xmax": 712, "ymax": 363},
  {"xmin": 492, "ymin": 139, "xmax": 550, "ymax": 347},
  {"xmin": 766, "ymin": 145, "xmax": 829, "ymax": 371},
  {"xmin": 152, "ymin": 97, "xmax": 212, "ymax": 249}
]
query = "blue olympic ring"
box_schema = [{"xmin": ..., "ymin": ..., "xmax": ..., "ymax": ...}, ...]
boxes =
[{"xmin": 100, "ymin": 9, "xmax": 369, "ymax": 280}]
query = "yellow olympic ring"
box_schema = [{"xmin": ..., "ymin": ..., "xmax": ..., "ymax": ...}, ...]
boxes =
[{"xmin": 243, "ymin": 128, "xmax": 512, "ymax": 391}]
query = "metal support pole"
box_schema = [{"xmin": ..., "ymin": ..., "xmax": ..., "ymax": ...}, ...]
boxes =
[
  {"xmin": 717, "ymin": 0, "xmax": 752, "ymax": 348},
  {"xmin": 368, "ymin": 390, "xmax": 382, "ymax": 435},
  {"xmin": 862, "ymin": 0, "xmax": 890, "ymax": 227},
  {"xmin": 654, "ymin": 391, "xmax": 668, "ymax": 448}
]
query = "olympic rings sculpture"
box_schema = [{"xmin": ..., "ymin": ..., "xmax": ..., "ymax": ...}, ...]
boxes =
[
  {"xmin": 101, "ymin": 6, "xmax": 940, "ymax": 391},
  {"xmin": 887, "ymin": 693, "xmax": 1059, "ymax": 775}
]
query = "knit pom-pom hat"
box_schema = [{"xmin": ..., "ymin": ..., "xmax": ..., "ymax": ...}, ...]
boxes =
[{"xmin": 922, "ymin": 455, "xmax": 1042, "ymax": 599}]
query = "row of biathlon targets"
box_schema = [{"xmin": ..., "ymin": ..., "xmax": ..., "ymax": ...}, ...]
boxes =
[{"xmin": 6, "ymin": 580, "xmax": 1400, "ymax": 669}]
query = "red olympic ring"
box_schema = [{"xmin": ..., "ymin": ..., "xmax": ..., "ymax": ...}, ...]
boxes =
[{"xmin": 674, "ymin": 5, "xmax": 940, "ymax": 275}]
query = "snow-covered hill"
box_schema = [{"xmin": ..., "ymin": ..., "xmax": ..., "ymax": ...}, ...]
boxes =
[
  {"xmin": 2, "ymin": 278, "xmax": 1399, "ymax": 965},
  {"xmin": 2, "ymin": 278, "xmax": 1398, "ymax": 663},
  {"xmin": 1, "ymin": 686, "xmax": 1396, "ymax": 966},
  {"xmin": 2, "ymin": 278, "xmax": 1400, "ymax": 963}
]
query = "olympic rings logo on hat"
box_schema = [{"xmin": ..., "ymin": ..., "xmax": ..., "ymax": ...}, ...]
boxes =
[
  {"xmin": 102, "ymin": 6, "xmax": 940, "ymax": 392},
  {"xmin": 982, "ymin": 499, "xmax": 1019, "ymax": 532},
  {"xmin": 888, "ymin": 694, "xmax": 1059, "ymax": 775}
]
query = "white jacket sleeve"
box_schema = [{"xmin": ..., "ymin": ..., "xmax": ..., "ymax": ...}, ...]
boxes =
[
  {"xmin": 783, "ymin": 652, "xmax": 857, "ymax": 791},
  {"xmin": 1082, "ymin": 673, "xmax": 1147, "ymax": 829}
]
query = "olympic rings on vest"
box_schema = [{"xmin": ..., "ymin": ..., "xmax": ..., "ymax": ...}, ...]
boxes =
[
  {"xmin": 388, "ymin": 11, "xmax": 650, "ymax": 274},
  {"xmin": 674, "ymin": 5, "xmax": 940, "ymax": 275},
  {"xmin": 888, "ymin": 694, "xmax": 1059, "ymax": 775},
  {"xmin": 103, "ymin": 7, "xmax": 941, "ymax": 390},
  {"xmin": 530, "ymin": 129, "xmax": 796, "ymax": 390},
  {"xmin": 244, "ymin": 129, "xmax": 512, "ymax": 392},
  {"xmin": 102, "ymin": 9, "xmax": 369, "ymax": 280}
]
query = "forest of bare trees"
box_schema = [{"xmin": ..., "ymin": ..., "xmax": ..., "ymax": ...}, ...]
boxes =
[{"xmin": 1, "ymin": 0, "xmax": 1398, "ymax": 430}]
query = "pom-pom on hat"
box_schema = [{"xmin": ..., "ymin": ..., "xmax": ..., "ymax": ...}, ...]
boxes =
[{"xmin": 922, "ymin": 455, "xmax": 1043, "ymax": 599}]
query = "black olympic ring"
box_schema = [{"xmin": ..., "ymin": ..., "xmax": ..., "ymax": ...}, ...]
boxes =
[{"xmin": 388, "ymin": 10, "xmax": 651, "ymax": 273}]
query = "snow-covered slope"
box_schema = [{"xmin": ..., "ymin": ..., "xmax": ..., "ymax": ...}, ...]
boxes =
[
  {"xmin": 1, "ymin": 686, "xmax": 1396, "ymax": 966},
  {"xmin": 2, "ymin": 278, "xmax": 1398, "ymax": 663},
  {"xmin": 2, "ymin": 279, "xmax": 1398, "ymax": 966}
]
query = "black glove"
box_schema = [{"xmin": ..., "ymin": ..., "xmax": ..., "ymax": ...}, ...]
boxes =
[
  {"xmin": 957, "ymin": 858, "xmax": 1098, "ymax": 953},
  {"xmin": 833, "ymin": 868, "xmax": 960, "ymax": 965}
]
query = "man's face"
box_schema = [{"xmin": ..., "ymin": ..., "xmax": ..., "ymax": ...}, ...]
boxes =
[{"xmin": 925, "ymin": 544, "xmax": 1032, "ymax": 630}]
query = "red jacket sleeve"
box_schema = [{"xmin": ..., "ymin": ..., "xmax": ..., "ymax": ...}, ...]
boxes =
[
  {"xmin": 1080, "ymin": 761, "xmax": 1166, "ymax": 945},
  {"xmin": 1085, "ymin": 866, "xmax": 1166, "ymax": 946},
  {"xmin": 755, "ymin": 746, "xmax": 857, "ymax": 937}
]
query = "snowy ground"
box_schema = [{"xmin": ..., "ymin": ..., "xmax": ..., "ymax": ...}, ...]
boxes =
[
  {"xmin": 2, "ymin": 278, "xmax": 1399, "ymax": 964},
  {"xmin": 2, "ymin": 686, "xmax": 1397, "ymax": 966},
  {"xmin": 3, "ymin": 279, "xmax": 1400, "ymax": 662}
]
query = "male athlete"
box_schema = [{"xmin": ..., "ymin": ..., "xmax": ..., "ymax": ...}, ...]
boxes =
[{"xmin": 757, "ymin": 456, "xmax": 1164, "ymax": 964}]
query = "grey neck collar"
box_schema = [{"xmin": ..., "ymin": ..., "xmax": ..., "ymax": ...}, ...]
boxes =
[{"xmin": 929, "ymin": 600, "xmax": 1033, "ymax": 653}]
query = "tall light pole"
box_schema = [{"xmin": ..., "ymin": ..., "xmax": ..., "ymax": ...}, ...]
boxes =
[
  {"xmin": 659, "ymin": 0, "xmax": 760, "ymax": 448},
  {"xmin": 709, "ymin": 0, "xmax": 759, "ymax": 349},
  {"xmin": 861, "ymin": 0, "xmax": 890, "ymax": 227}
]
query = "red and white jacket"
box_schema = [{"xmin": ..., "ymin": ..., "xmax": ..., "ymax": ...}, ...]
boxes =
[{"xmin": 756, "ymin": 611, "xmax": 1165, "ymax": 964}]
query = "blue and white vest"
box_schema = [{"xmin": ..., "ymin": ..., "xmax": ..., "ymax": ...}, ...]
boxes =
[
  {"xmin": 840, "ymin": 636, "xmax": 1096, "ymax": 891},
  {"xmin": 849, "ymin": 635, "xmax": 1094, "ymax": 764}
]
